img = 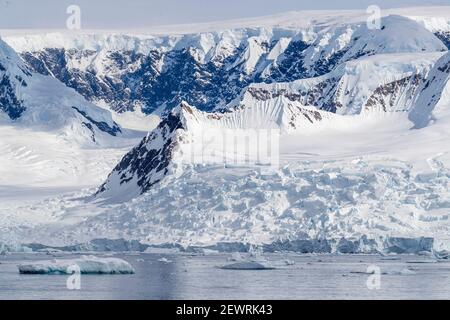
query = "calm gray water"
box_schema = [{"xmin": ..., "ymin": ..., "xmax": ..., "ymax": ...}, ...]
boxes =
[{"xmin": 0, "ymin": 252, "xmax": 449, "ymax": 300}]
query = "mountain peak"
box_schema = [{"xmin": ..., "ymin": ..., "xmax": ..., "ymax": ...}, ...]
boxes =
[{"xmin": 0, "ymin": 37, "xmax": 122, "ymax": 145}]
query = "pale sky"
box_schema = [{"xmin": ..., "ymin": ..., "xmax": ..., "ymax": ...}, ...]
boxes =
[{"xmin": 0, "ymin": 0, "xmax": 448, "ymax": 29}]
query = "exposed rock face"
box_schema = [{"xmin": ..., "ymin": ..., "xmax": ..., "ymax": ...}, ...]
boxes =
[
  {"xmin": 22, "ymin": 48, "xmax": 164, "ymax": 113},
  {"xmin": 435, "ymin": 31, "xmax": 450, "ymax": 49},
  {"xmin": 72, "ymin": 106, "xmax": 121, "ymax": 137},
  {"xmin": 364, "ymin": 74, "xmax": 424, "ymax": 112},
  {"xmin": 0, "ymin": 70, "xmax": 27, "ymax": 120},
  {"xmin": 96, "ymin": 104, "xmax": 187, "ymax": 198},
  {"xmin": 244, "ymin": 77, "xmax": 343, "ymax": 113},
  {"xmin": 0, "ymin": 48, "xmax": 30, "ymax": 120},
  {"xmin": 238, "ymin": 51, "xmax": 439, "ymax": 116}
]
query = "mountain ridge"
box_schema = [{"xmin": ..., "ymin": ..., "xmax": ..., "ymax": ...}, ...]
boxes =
[{"xmin": 4, "ymin": 15, "xmax": 447, "ymax": 114}]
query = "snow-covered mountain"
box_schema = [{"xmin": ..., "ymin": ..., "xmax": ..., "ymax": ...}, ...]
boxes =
[
  {"xmin": 0, "ymin": 38, "xmax": 27, "ymax": 120},
  {"xmin": 1, "ymin": 8, "xmax": 450, "ymax": 251},
  {"xmin": 0, "ymin": 36, "xmax": 146, "ymax": 194},
  {"xmin": 4, "ymin": 14, "xmax": 448, "ymax": 115},
  {"xmin": 96, "ymin": 49, "xmax": 450, "ymax": 202},
  {"xmin": 0, "ymin": 37, "xmax": 121, "ymax": 145},
  {"xmin": 240, "ymin": 51, "xmax": 443, "ymax": 115},
  {"xmin": 94, "ymin": 14, "xmax": 450, "ymax": 199},
  {"xmin": 96, "ymin": 99, "xmax": 333, "ymax": 200}
]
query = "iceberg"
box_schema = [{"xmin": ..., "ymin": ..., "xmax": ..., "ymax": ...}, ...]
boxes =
[
  {"xmin": 220, "ymin": 262, "xmax": 275, "ymax": 270},
  {"xmin": 382, "ymin": 268, "xmax": 417, "ymax": 276},
  {"xmin": 157, "ymin": 257, "xmax": 172, "ymax": 263},
  {"xmin": 433, "ymin": 250, "xmax": 450, "ymax": 260},
  {"xmin": 17, "ymin": 255, "xmax": 135, "ymax": 274}
]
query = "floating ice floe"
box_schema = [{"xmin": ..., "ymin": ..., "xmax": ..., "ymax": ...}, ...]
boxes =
[
  {"xmin": 383, "ymin": 268, "xmax": 417, "ymax": 276},
  {"xmin": 350, "ymin": 267, "xmax": 417, "ymax": 276},
  {"xmin": 283, "ymin": 259, "xmax": 296, "ymax": 266},
  {"xmin": 400, "ymin": 268, "xmax": 417, "ymax": 275},
  {"xmin": 36, "ymin": 248, "xmax": 64, "ymax": 254},
  {"xmin": 220, "ymin": 262, "xmax": 275, "ymax": 270},
  {"xmin": 157, "ymin": 257, "xmax": 173, "ymax": 263},
  {"xmin": 406, "ymin": 260, "xmax": 438, "ymax": 264},
  {"xmin": 17, "ymin": 255, "xmax": 135, "ymax": 274}
]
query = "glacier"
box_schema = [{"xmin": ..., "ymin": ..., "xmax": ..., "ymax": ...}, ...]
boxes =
[{"xmin": 1, "ymin": 8, "xmax": 450, "ymax": 253}]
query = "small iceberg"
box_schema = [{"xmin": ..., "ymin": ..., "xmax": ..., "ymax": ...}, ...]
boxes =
[
  {"xmin": 406, "ymin": 260, "xmax": 437, "ymax": 264},
  {"xmin": 283, "ymin": 259, "xmax": 295, "ymax": 266},
  {"xmin": 157, "ymin": 257, "xmax": 172, "ymax": 263},
  {"xmin": 350, "ymin": 268, "xmax": 417, "ymax": 276},
  {"xmin": 381, "ymin": 268, "xmax": 417, "ymax": 276},
  {"xmin": 17, "ymin": 255, "xmax": 135, "ymax": 274},
  {"xmin": 220, "ymin": 262, "xmax": 275, "ymax": 270},
  {"xmin": 399, "ymin": 268, "xmax": 417, "ymax": 276},
  {"xmin": 36, "ymin": 248, "xmax": 64, "ymax": 254},
  {"xmin": 433, "ymin": 250, "xmax": 450, "ymax": 260}
]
